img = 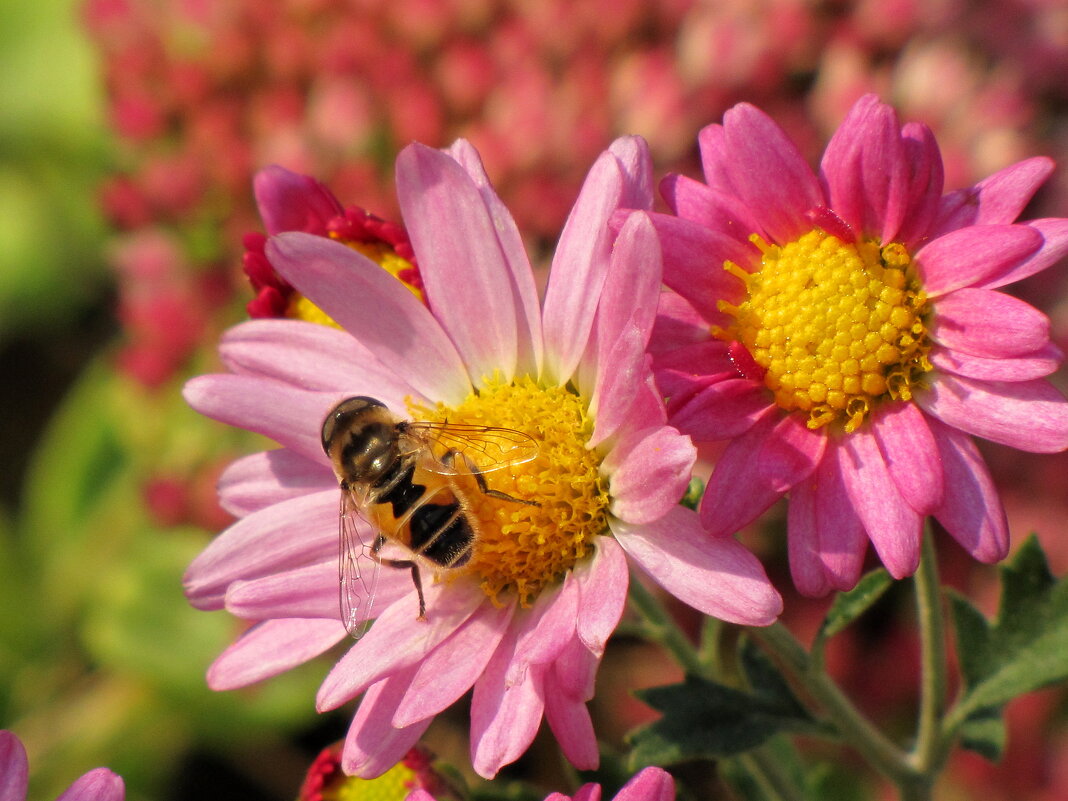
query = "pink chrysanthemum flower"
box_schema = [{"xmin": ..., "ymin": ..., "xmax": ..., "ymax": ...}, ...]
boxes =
[
  {"xmin": 651, "ymin": 94, "xmax": 1068, "ymax": 596},
  {"xmin": 183, "ymin": 138, "xmax": 781, "ymax": 778},
  {"xmin": 0, "ymin": 731, "xmax": 124, "ymax": 801},
  {"xmin": 408, "ymin": 766, "xmax": 674, "ymax": 801}
]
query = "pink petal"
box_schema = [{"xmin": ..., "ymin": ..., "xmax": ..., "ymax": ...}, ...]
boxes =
[
  {"xmin": 756, "ymin": 414, "xmax": 827, "ymax": 493},
  {"xmin": 508, "ymin": 577, "xmax": 579, "ymax": 681},
  {"xmin": 612, "ymin": 506, "xmax": 783, "ymax": 625},
  {"xmin": 225, "ymin": 560, "xmax": 340, "ymax": 620},
  {"xmin": 980, "ymin": 218, "xmax": 1068, "ymax": 289},
  {"xmin": 819, "ymin": 94, "xmax": 908, "ymax": 242},
  {"xmin": 931, "ymin": 288, "xmax": 1050, "ymax": 358},
  {"xmin": 649, "ymin": 291, "xmax": 714, "ymax": 357},
  {"xmin": 396, "ymin": 142, "xmax": 520, "ymax": 385},
  {"xmin": 896, "ymin": 122, "xmax": 945, "ymax": 247},
  {"xmin": 871, "ymin": 402, "xmax": 944, "ymax": 514},
  {"xmin": 543, "ymin": 139, "xmax": 652, "ymax": 385},
  {"xmin": 839, "ymin": 430, "xmax": 922, "ymax": 578},
  {"xmin": 659, "ymin": 173, "xmax": 765, "ymax": 242},
  {"xmin": 219, "ymin": 319, "xmax": 423, "ymax": 403},
  {"xmin": 787, "ymin": 472, "xmax": 833, "ymax": 597},
  {"xmin": 670, "ymin": 379, "xmax": 772, "ymax": 443},
  {"xmin": 253, "ymin": 165, "xmax": 342, "ymax": 235},
  {"xmin": 570, "ymin": 787, "xmax": 601, "ymax": 801},
  {"xmin": 814, "ymin": 445, "xmax": 867, "ymax": 591},
  {"xmin": 217, "ymin": 449, "xmax": 335, "ymax": 517},
  {"xmin": 552, "ymin": 633, "xmax": 600, "ymax": 701},
  {"xmin": 928, "ymin": 419, "xmax": 1009, "ymax": 562},
  {"xmin": 575, "ymin": 537, "xmax": 629, "ymax": 657},
  {"xmin": 206, "ymin": 618, "xmax": 346, "ymax": 690},
  {"xmin": 56, "ymin": 770, "xmax": 125, "ymax": 801},
  {"xmin": 698, "ymin": 122, "xmax": 734, "ymax": 194},
  {"xmin": 0, "ymin": 731, "xmax": 28, "ymax": 801},
  {"xmin": 183, "ymin": 374, "xmax": 342, "ymax": 466},
  {"xmin": 184, "ymin": 489, "xmax": 339, "ymax": 610},
  {"xmin": 605, "ymin": 424, "xmax": 696, "ymax": 525},
  {"xmin": 723, "ymin": 103, "xmax": 825, "ymax": 244},
  {"xmin": 443, "ymin": 139, "xmax": 543, "ymax": 377},
  {"xmin": 930, "ymin": 343, "xmax": 1063, "ymax": 382},
  {"xmin": 316, "ymin": 580, "xmax": 485, "ymax": 711},
  {"xmin": 267, "ymin": 233, "xmax": 472, "ymax": 405},
  {"xmin": 918, "ymin": 373, "xmax": 1068, "ymax": 453},
  {"xmin": 933, "ymin": 156, "xmax": 1054, "ymax": 233},
  {"xmin": 544, "ymin": 681, "xmax": 599, "ymax": 770},
  {"xmin": 342, "ymin": 668, "xmax": 432, "ymax": 778},
  {"xmin": 393, "ymin": 601, "xmax": 515, "ymax": 728},
  {"xmin": 698, "ymin": 410, "xmax": 785, "ymax": 537},
  {"xmin": 616, "ymin": 767, "xmax": 676, "ymax": 801},
  {"xmin": 916, "ymin": 225, "xmax": 1043, "ymax": 298}
]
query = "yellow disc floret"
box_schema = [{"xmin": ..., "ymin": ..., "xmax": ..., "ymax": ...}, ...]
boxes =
[
  {"xmin": 412, "ymin": 376, "xmax": 610, "ymax": 606},
  {"xmin": 718, "ymin": 230, "xmax": 933, "ymax": 433},
  {"xmin": 318, "ymin": 758, "xmax": 418, "ymax": 801}
]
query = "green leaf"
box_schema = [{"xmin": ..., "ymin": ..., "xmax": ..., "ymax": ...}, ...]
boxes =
[
  {"xmin": 949, "ymin": 536, "xmax": 1068, "ymax": 726},
  {"xmin": 627, "ymin": 670, "xmax": 817, "ymax": 768},
  {"xmin": 958, "ymin": 705, "xmax": 1006, "ymax": 762},
  {"xmin": 816, "ymin": 568, "xmax": 893, "ymax": 644}
]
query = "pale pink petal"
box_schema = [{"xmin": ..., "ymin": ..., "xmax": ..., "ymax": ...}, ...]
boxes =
[
  {"xmin": 0, "ymin": 732, "xmax": 28, "ymax": 801},
  {"xmin": 470, "ymin": 629, "xmax": 547, "ymax": 779},
  {"xmin": 616, "ymin": 767, "xmax": 676, "ymax": 801},
  {"xmin": 408, "ymin": 792, "xmax": 435, "ymax": 801},
  {"xmin": 552, "ymin": 633, "xmax": 599, "ymax": 701},
  {"xmin": 670, "ymin": 379, "xmax": 772, "ymax": 443},
  {"xmin": 217, "ymin": 449, "xmax": 335, "ymax": 517},
  {"xmin": 392, "ymin": 601, "xmax": 515, "ymax": 728},
  {"xmin": 723, "ymin": 103, "xmax": 825, "ymax": 244},
  {"xmin": 612, "ymin": 506, "xmax": 783, "ymax": 624},
  {"xmin": 56, "ymin": 770, "xmax": 125, "ymax": 801},
  {"xmin": 504, "ymin": 579, "xmax": 579, "ymax": 685},
  {"xmin": 896, "ymin": 122, "xmax": 944, "ymax": 247},
  {"xmin": 183, "ymin": 375, "xmax": 342, "ymax": 466},
  {"xmin": 756, "ymin": 414, "xmax": 827, "ymax": 493},
  {"xmin": 225, "ymin": 560, "xmax": 340, "ymax": 620},
  {"xmin": 698, "ymin": 410, "xmax": 785, "ymax": 537},
  {"xmin": 267, "ymin": 233, "xmax": 471, "ymax": 404},
  {"xmin": 443, "ymin": 139, "xmax": 543, "ymax": 376},
  {"xmin": 316, "ymin": 580, "xmax": 485, "ymax": 711},
  {"xmin": 342, "ymin": 667, "xmax": 432, "ymax": 778},
  {"xmin": 819, "ymin": 94, "xmax": 909, "ymax": 242},
  {"xmin": 840, "ymin": 430, "xmax": 922, "ymax": 578},
  {"xmin": 184, "ymin": 489, "xmax": 339, "ymax": 610},
  {"xmin": 930, "ymin": 288, "xmax": 1050, "ymax": 358},
  {"xmin": 575, "ymin": 537, "xmax": 629, "ymax": 657},
  {"xmin": 543, "ymin": 139, "xmax": 652, "ymax": 385},
  {"xmin": 980, "ymin": 218, "xmax": 1068, "ymax": 289},
  {"xmin": 659, "ymin": 173, "xmax": 765, "ymax": 242},
  {"xmin": 544, "ymin": 681, "xmax": 599, "ymax": 770},
  {"xmin": 253, "ymin": 165, "xmax": 342, "ymax": 235},
  {"xmin": 871, "ymin": 403, "xmax": 944, "ymax": 514},
  {"xmin": 396, "ymin": 142, "xmax": 519, "ymax": 385},
  {"xmin": 815, "ymin": 445, "xmax": 867, "ymax": 591},
  {"xmin": 933, "ymin": 156, "xmax": 1054, "ymax": 233},
  {"xmin": 206, "ymin": 618, "xmax": 346, "ymax": 690},
  {"xmin": 928, "ymin": 418, "xmax": 1009, "ymax": 562},
  {"xmin": 930, "ymin": 343, "xmax": 1063, "ymax": 382},
  {"xmin": 787, "ymin": 472, "xmax": 833, "ymax": 597},
  {"xmin": 916, "ymin": 225, "xmax": 1043, "ymax": 298},
  {"xmin": 605, "ymin": 425, "xmax": 696, "ymax": 525},
  {"xmin": 918, "ymin": 373, "xmax": 1068, "ymax": 453},
  {"xmin": 219, "ymin": 319, "xmax": 424, "ymax": 403}
]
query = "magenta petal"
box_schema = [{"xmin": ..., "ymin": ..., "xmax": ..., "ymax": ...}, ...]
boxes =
[
  {"xmin": 613, "ymin": 506, "xmax": 783, "ymax": 624},
  {"xmin": 787, "ymin": 475, "xmax": 833, "ymax": 597},
  {"xmin": 815, "ymin": 445, "xmax": 867, "ymax": 591},
  {"xmin": 184, "ymin": 489, "xmax": 339, "ymax": 610},
  {"xmin": 916, "ymin": 225, "xmax": 1043, "ymax": 297},
  {"xmin": 931, "ymin": 288, "xmax": 1050, "ymax": 358},
  {"xmin": 918, "ymin": 373, "xmax": 1068, "ymax": 452},
  {"xmin": 649, "ymin": 291, "xmax": 715, "ymax": 357},
  {"xmin": 671, "ymin": 379, "xmax": 772, "ymax": 443},
  {"xmin": 659, "ymin": 173, "xmax": 765, "ymax": 241},
  {"xmin": 698, "ymin": 122, "xmax": 733, "ymax": 194},
  {"xmin": 606, "ymin": 425, "xmax": 696, "ymax": 525},
  {"xmin": 342, "ymin": 668, "xmax": 432, "ymax": 778},
  {"xmin": 980, "ymin": 218, "xmax": 1068, "ymax": 290},
  {"xmin": 217, "ymin": 449, "xmax": 335, "ymax": 517},
  {"xmin": 723, "ymin": 103, "xmax": 825, "ymax": 244},
  {"xmin": 393, "ymin": 601, "xmax": 515, "ymax": 728},
  {"xmin": 934, "ymin": 156, "xmax": 1054, "ymax": 232},
  {"xmin": 253, "ymin": 165, "xmax": 342, "ymax": 235},
  {"xmin": 207, "ymin": 618, "xmax": 345, "ymax": 690},
  {"xmin": 928, "ymin": 419, "xmax": 1009, "ymax": 562},
  {"xmin": 267, "ymin": 232, "xmax": 471, "ymax": 404},
  {"xmin": 0, "ymin": 731, "xmax": 28, "ymax": 801},
  {"xmin": 896, "ymin": 122, "xmax": 945, "ymax": 247},
  {"xmin": 575, "ymin": 537, "xmax": 629, "ymax": 657},
  {"xmin": 698, "ymin": 410, "xmax": 785, "ymax": 537},
  {"xmin": 544, "ymin": 681, "xmax": 599, "ymax": 771},
  {"xmin": 396, "ymin": 143, "xmax": 520, "ymax": 385},
  {"xmin": 617, "ymin": 767, "xmax": 676, "ymax": 801},
  {"xmin": 56, "ymin": 770, "xmax": 125, "ymax": 801},
  {"xmin": 839, "ymin": 430, "xmax": 922, "ymax": 578},
  {"xmin": 871, "ymin": 403, "xmax": 944, "ymax": 514},
  {"xmin": 756, "ymin": 414, "xmax": 827, "ymax": 493},
  {"xmin": 929, "ymin": 344, "xmax": 1063, "ymax": 382}
]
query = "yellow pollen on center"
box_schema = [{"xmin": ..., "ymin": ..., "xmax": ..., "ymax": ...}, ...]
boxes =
[
  {"xmin": 717, "ymin": 229, "xmax": 933, "ymax": 433},
  {"xmin": 319, "ymin": 758, "xmax": 418, "ymax": 801},
  {"xmin": 411, "ymin": 376, "xmax": 610, "ymax": 606}
]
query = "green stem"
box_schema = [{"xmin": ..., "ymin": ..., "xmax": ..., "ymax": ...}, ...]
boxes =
[
  {"xmin": 735, "ymin": 748, "xmax": 807, "ymax": 801},
  {"xmin": 909, "ymin": 526, "xmax": 948, "ymax": 776},
  {"xmin": 626, "ymin": 576, "xmax": 705, "ymax": 676}
]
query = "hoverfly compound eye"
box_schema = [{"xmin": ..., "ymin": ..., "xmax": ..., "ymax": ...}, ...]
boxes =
[{"xmin": 322, "ymin": 396, "xmax": 388, "ymax": 454}]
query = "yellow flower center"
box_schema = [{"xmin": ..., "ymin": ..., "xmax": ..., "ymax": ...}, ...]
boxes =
[
  {"xmin": 319, "ymin": 759, "xmax": 418, "ymax": 801},
  {"xmin": 411, "ymin": 376, "xmax": 610, "ymax": 606},
  {"xmin": 717, "ymin": 229, "xmax": 933, "ymax": 433}
]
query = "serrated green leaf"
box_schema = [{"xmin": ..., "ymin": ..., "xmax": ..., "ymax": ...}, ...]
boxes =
[
  {"xmin": 949, "ymin": 536, "xmax": 1068, "ymax": 724},
  {"xmin": 740, "ymin": 637, "xmax": 808, "ymax": 718},
  {"xmin": 817, "ymin": 568, "xmax": 893, "ymax": 643},
  {"xmin": 627, "ymin": 673, "xmax": 817, "ymax": 768},
  {"xmin": 958, "ymin": 705, "xmax": 1006, "ymax": 762}
]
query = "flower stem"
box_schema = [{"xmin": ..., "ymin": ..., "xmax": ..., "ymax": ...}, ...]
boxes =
[
  {"xmin": 626, "ymin": 575, "xmax": 705, "ymax": 676},
  {"xmin": 909, "ymin": 525, "xmax": 948, "ymax": 776}
]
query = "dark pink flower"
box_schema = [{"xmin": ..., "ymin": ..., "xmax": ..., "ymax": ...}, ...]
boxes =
[{"xmin": 407, "ymin": 765, "xmax": 674, "ymax": 801}]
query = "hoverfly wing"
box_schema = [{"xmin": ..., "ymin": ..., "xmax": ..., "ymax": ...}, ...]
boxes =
[
  {"xmin": 405, "ymin": 421, "xmax": 539, "ymax": 475},
  {"xmin": 338, "ymin": 492, "xmax": 381, "ymax": 640}
]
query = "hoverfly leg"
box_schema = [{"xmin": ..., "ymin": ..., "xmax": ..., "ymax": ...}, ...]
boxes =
[
  {"xmin": 442, "ymin": 449, "xmax": 541, "ymax": 507},
  {"xmin": 369, "ymin": 533, "xmax": 427, "ymax": 619}
]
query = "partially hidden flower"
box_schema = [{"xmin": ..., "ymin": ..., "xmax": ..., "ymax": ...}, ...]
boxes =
[
  {"xmin": 407, "ymin": 766, "xmax": 674, "ymax": 801},
  {"xmin": 298, "ymin": 744, "xmax": 459, "ymax": 801},
  {"xmin": 0, "ymin": 731, "xmax": 124, "ymax": 801},
  {"xmin": 650, "ymin": 94, "xmax": 1068, "ymax": 596},
  {"xmin": 183, "ymin": 137, "xmax": 781, "ymax": 778}
]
